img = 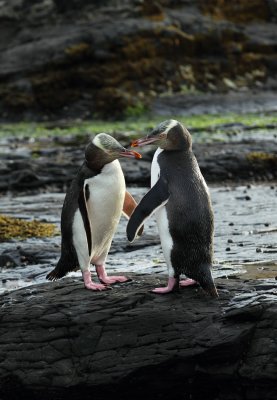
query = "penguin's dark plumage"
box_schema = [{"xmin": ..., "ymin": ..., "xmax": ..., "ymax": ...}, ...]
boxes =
[
  {"xmin": 47, "ymin": 133, "xmax": 142, "ymax": 290},
  {"xmin": 127, "ymin": 120, "xmax": 218, "ymax": 297},
  {"xmin": 46, "ymin": 163, "xmax": 96, "ymax": 281}
]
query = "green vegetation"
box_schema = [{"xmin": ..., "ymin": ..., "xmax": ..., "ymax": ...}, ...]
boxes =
[
  {"xmin": 0, "ymin": 215, "xmax": 58, "ymax": 241},
  {"xmin": 0, "ymin": 112, "xmax": 276, "ymax": 139},
  {"xmin": 123, "ymin": 101, "xmax": 149, "ymax": 118}
]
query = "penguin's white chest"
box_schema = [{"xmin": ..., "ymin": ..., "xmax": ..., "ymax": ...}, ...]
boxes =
[
  {"xmin": 84, "ymin": 160, "xmax": 125, "ymax": 258},
  {"xmin": 150, "ymin": 148, "xmax": 173, "ymax": 274},
  {"xmin": 151, "ymin": 147, "xmax": 163, "ymax": 187}
]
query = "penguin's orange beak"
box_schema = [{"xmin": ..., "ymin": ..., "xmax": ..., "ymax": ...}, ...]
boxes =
[
  {"xmin": 119, "ymin": 149, "xmax": 142, "ymax": 159},
  {"xmin": 131, "ymin": 136, "xmax": 160, "ymax": 147}
]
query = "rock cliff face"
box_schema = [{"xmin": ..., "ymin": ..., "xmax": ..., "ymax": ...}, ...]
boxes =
[{"xmin": 0, "ymin": 0, "xmax": 276, "ymax": 120}]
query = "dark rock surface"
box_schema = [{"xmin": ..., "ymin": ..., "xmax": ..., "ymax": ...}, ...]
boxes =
[
  {"xmin": 152, "ymin": 91, "xmax": 277, "ymax": 115},
  {"xmin": 0, "ymin": 0, "xmax": 277, "ymax": 120},
  {"xmin": 0, "ymin": 276, "xmax": 276, "ymax": 400}
]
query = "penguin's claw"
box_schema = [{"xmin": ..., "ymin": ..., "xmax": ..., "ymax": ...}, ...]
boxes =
[
  {"xmin": 99, "ymin": 276, "xmax": 132, "ymax": 284},
  {"xmin": 179, "ymin": 278, "xmax": 198, "ymax": 287}
]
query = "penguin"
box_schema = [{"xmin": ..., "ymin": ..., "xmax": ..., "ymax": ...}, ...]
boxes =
[
  {"xmin": 127, "ymin": 120, "xmax": 218, "ymax": 297},
  {"xmin": 47, "ymin": 133, "xmax": 142, "ymax": 291}
]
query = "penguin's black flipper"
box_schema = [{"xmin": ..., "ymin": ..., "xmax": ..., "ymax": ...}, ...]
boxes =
[
  {"xmin": 127, "ymin": 176, "xmax": 169, "ymax": 242},
  {"xmin": 79, "ymin": 184, "xmax": 92, "ymax": 255}
]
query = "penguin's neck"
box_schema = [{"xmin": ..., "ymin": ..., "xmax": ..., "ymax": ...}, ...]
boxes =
[{"xmin": 85, "ymin": 147, "xmax": 115, "ymax": 172}]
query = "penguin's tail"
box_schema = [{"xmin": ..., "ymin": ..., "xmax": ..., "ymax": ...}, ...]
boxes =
[
  {"xmin": 46, "ymin": 258, "xmax": 69, "ymax": 281},
  {"xmin": 197, "ymin": 263, "xmax": 219, "ymax": 298},
  {"xmin": 204, "ymin": 283, "xmax": 218, "ymax": 298},
  {"xmin": 47, "ymin": 248, "xmax": 79, "ymax": 281},
  {"xmin": 46, "ymin": 269, "xmax": 61, "ymax": 281}
]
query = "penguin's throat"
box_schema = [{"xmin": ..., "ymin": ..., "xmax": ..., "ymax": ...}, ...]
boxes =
[{"xmin": 85, "ymin": 155, "xmax": 114, "ymax": 172}]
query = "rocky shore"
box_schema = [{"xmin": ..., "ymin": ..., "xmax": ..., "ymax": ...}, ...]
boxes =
[
  {"xmin": 0, "ymin": 119, "xmax": 277, "ymax": 399},
  {"xmin": 1, "ymin": 1, "xmax": 277, "ymax": 397}
]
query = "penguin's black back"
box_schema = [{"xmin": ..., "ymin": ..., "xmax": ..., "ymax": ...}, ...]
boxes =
[
  {"xmin": 47, "ymin": 162, "xmax": 98, "ymax": 280},
  {"xmin": 158, "ymin": 150, "xmax": 214, "ymax": 280}
]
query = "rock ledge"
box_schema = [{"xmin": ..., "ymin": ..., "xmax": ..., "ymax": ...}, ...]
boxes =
[{"xmin": 0, "ymin": 275, "xmax": 277, "ymax": 400}]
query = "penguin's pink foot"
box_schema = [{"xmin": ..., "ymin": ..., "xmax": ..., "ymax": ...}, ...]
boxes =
[
  {"xmin": 82, "ymin": 270, "xmax": 110, "ymax": 291},
  {"xmin": 151, "ymin": 277, "xmax": 178, "ymax": 294},
  {"xmin": 96, "ymin": 265, "xmax": 131, "ymax": 285},
  {"xmin": 85, "ymin": 282, "xmax": 109, "ymax": 290},
  {"xmin": 99, "ymin": 275, "xmax": 131, "ymax": 284},
  {"xmin": 179, "ymin": 278, "xmax": 197, "ymax": 287}
]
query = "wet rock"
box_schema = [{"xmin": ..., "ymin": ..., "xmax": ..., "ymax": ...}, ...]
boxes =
[
  {"xmin": 0, "ymin": 253, "xmax": 18, "ymax": 268},
  {"xmin": 0, "ymin": 277, "xmax": 276, "ymax": 400}
]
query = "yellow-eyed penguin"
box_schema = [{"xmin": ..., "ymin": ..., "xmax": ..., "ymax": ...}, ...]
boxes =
[
  {"xmin": 127, "ymin": 120, "xmax": 218, "ymax": 297},
  {"xmin": 47, "ymin": 133, "xmax": 142, "ymax": 291}
]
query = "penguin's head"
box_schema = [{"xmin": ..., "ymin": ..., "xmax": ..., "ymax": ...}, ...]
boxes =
[
  {"xmin": 131, "ymin": 119, "xmax": 192, "ymax": 151},
  {"xmin": 86, "ymin": 133, "xmax": 141, "ymax": 167}
]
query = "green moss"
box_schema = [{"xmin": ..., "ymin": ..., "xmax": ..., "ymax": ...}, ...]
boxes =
[
  {"xmin": 0, "ymin": 215, "xmax": 58, "ymax": 242},
  {"xmin": 123, "ymin": 101, "xmax": 149, "ymax": 118}
]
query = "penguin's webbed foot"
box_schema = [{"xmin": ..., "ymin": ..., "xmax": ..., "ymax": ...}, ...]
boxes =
[
  {"xmin": 151, "ymin": 277, "xmax": 178, "ymax": 294},
  {"xmin": 99, "ymin": 276, "xmax": 132, "ymax": 285},
  {"xmin": 179, "ymin": 278, "xmax": 198, "ymax": 287},
  {"xmin": 85, "ymin": 282, "xmax": 111, "ymax": 291},
  {"xmin": 82, "ymin": 270, "xmax": 111, "ymax": 291},
  {"xmin": 96, "ymin": 265, "xmax": 131, "ymax": 285}
]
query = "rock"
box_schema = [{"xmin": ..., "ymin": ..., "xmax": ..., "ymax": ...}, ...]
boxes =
[
  {"xmin": 151, "ymin": 91, "xmax": 277, "ymax": 116},
  {"xmin": 0, "ymin": 253, "xmax": 18, "ymax": 268},
  {"xmin": 0, "ymin": 276, "xmax": 276, "ymax": 400},
  {"xmin": 0, "ymin": 1, "xmax": 277, "ymax": 120}
]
